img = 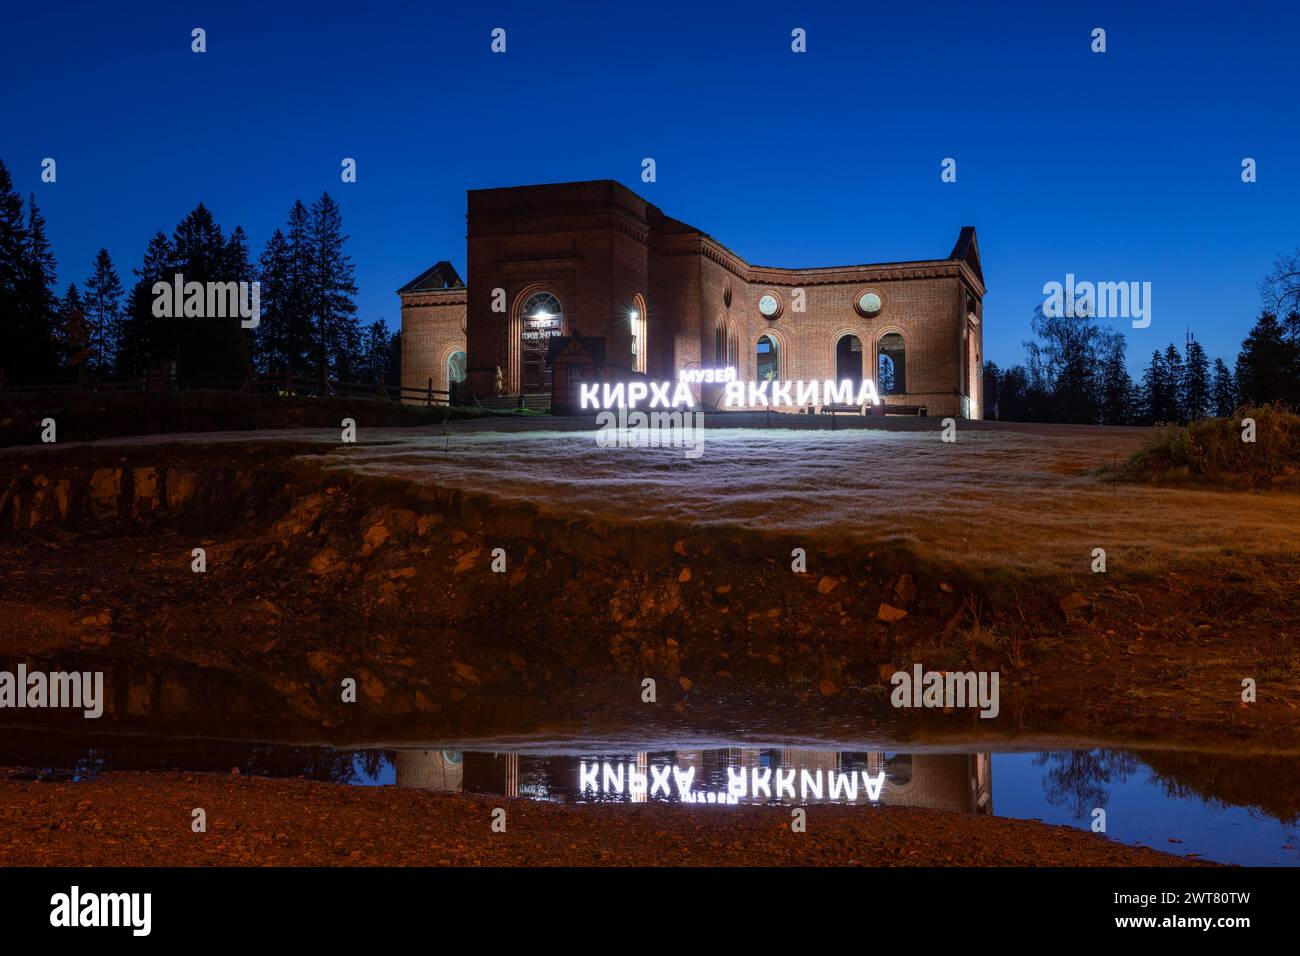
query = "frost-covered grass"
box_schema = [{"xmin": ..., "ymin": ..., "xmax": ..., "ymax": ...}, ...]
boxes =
[{"xmin": 327, "ymin": 425, "xmax": 1300, "ymax": 575}]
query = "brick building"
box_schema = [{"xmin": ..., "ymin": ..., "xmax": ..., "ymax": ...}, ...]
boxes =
[{"xmin": 400, "ymin": 180, "xmax": 985, "ymax": 418}]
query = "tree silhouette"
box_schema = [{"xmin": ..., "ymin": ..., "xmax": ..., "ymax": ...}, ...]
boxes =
[{"xmin": 84, "ymin": 248, "xmax": 123, "ymax": 375}]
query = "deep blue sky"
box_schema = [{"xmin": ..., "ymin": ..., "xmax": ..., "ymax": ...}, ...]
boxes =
[{"xmin": 3, "ymin": 0, "xmax": 1296, "ymax": 370}]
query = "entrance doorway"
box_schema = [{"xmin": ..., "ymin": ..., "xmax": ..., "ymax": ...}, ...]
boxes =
[{"xmin": 520, "ymin": 291, "xmax": 563, "ymax": 390}]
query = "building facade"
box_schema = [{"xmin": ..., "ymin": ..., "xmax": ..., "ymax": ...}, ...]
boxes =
[
  {"xmin": 393, "ymin": 748, "xmax": 993, "ymax": 814},
  {"xmin": 400, "ymin": 180, "xmax": 985, "ymax": 418}
]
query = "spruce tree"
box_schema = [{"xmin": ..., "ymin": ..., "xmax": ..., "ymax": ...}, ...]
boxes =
[
  {"xmin": 84, "ymin": 248, "xmax": 124, "ymax": 375},
  {"xmin": 171, "ymin": 202, "xmax": 224, "ymax": 281},
  {"xmin": 223, "ymin": 225, "xmax": 256, "ymax": 375},
  {"xmin": 10, "ymin": 194, "xmax": 60, "ymax": 375},
  {"xmin": 1235, "ymin": 311, "xmax": 1298, "ymax": 406},
  {"xmin": 118, "ymin": 231, "xmax": 174, "ymax": 380},
  {"xmin": 1163, "ymin": 343, "xmax": 1186, "ymax": 423},
  {"xmin": 386, "ymin": 329, "xmax": 402, "ymax": 385},
  {"xmin": 1097, "ymin": 331, "xmax": 1134, "ymax": 425},
  {"xmin": 253, "ymin": 228, "xmax": 291, "ymax": 374},
  {"xmin": 164, "ymin": 203, "xmax": 249, "ymax": 381},
  {"xmin": 56, "ymin": 283, "xmax": 91, "ymax": 373},
  {"xmin": 285, "ymin": 200, "xmax": 314, "ymax": 374},
  {"xmin": 224, "ymin": 226, "xmax": 253, "ymax": 284},
  {"xmin": 0, "ymin": 160, "xmax": 25, "ymax": 343},
  {"xmin": 1182, "ymin": 338, "xmax": 1211, "ymax": 420},
  {"xmin": 1140, "ymin": 350, "xmax": 1169, "ymax": 424},
  {"xmin": 1000, "ymin": 365, "xmax": 1034, "ymax": 421},
  {"xmin": 1211, "ymin": 357, "xmax": 1236, "ymax": 417},
  {"xmin": 308, "ymin": 192, "xmax": 358, "ymax": 380}
]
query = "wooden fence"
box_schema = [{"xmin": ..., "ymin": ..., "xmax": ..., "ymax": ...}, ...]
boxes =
[{"xmin": 0, "ymin": 366, "xmax": 452, "ymax": 407}]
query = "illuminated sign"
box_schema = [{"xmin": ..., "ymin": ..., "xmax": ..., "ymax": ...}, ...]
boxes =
[
  {"xmin": 580, "ymin": 378, "xmax": 881, "ymax": 410},
  {"xmin": 522, "ymin": 312, "xmax": 562, "ymax": 342},
  {"xmin": 677, "ymin": 366, "xmax": 737, "ymax": 384},
  {"xmin": 579, "ymin": 761, "xmax": 887, "ymax": 803}
]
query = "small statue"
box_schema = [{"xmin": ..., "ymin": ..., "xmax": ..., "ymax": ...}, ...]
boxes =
[{"xmin": 494, "ymin": 365, "xmax": 504, "ymax": 396}]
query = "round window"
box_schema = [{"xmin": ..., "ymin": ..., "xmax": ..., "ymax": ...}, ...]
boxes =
[
  {"xmin": 856, "ymin": 291, "xmax": 882, "ymax": 317},
  {"xmin": 758, "ymin": 293, "xmax": 782, "ymax": 318}
]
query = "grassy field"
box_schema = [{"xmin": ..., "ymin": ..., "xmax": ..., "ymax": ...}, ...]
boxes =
[{"xmin": 321, "ymin": 421, "xmax": 1300, "ymax": 576}]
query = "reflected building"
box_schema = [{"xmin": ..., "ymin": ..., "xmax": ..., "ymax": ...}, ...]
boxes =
[
  {"xmin": 394, "ymin": 750, "xmax": 465, "ymax": 792},
  {"xmin": 392, "ymin": 747, "xmax": 992, "ymax": 814}
]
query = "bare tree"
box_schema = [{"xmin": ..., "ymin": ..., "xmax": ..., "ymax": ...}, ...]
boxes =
[{"xmin": 1261, "ymin": 248, "xmax": 1300, "ymax": 316}]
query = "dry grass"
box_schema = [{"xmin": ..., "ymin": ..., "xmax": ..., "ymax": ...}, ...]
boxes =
[
  {"xmin": 316, "ymin": 422, "xmax": 1300, "ymax": 576},
  {"xmin": 1113, "ymin": 404, "xmax": 1300, "ymax": 488},
  {"xmin": 30, "ymin": 420, "xmax": 1297, "ymax": 577}
]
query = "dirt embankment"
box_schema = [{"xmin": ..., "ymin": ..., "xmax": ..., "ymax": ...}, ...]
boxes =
[
  {"xmin": 0, "ymin": 769, "xmax": 1207, "ymax": 867},
  {"xmin": 1, "ymin": 439, "xmax": 1298, "ymax": 749}
]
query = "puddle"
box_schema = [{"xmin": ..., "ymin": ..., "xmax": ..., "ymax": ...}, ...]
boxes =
[{"xmin": 2, "ymin": 730, "xmax": 1296, "ymax": 866}]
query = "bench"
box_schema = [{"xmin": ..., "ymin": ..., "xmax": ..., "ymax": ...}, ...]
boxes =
[
  {"xmin": 816, "ymin": 403, "xmax": 875, "ymax": 415},
  {"xmin": 814, "ymin": 403, "xmax": 928, "ymax": 417}
]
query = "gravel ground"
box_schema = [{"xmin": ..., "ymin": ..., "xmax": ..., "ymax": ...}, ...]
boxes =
[{"xmin": 0, "ymin": 770, "xmax": 1211, "ymax": 867}]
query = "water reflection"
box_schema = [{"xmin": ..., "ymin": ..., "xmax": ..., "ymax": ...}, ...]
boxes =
[
  {"xmin": 2, "ymin": 731, "xmax": 1297, "ymax": 865},
  {"xmin": 397, "ymin": 749, "xmax": 993, "ymax": 813},
  {"xmin": 1034, "ymin": 750, "xmax": 1143, "ymax": 818}
]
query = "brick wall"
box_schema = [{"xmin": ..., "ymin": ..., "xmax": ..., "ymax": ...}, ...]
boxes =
[
  {"xmin": 399, "ymin": 291, "xmax": 466, "ymax": 402},
  {"xmin": 401, "ymin": 180, "xmax": 985, "ymax": 418}
]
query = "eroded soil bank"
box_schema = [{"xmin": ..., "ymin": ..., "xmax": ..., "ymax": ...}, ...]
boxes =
[
  {"xmin": 2, "ymin": 437, "xmax": 1297, "ymax": 751},
  {"xmin": 0, "ymin": 770, "xmax": 1206, "ymax": 867}
]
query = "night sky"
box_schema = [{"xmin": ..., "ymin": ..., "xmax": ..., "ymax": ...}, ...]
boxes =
[{"xmin": 3, "ymin": 0, "xmax": 1296, "ymax": 370}]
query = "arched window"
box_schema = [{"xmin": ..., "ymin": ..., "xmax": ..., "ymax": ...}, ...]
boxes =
[
  {"xmin": 757, "ymin": 334, "xmax": 780, "ymax": 381},
  {"xmin": 878, "ymin": 333, "xmax": 906, "ymax": 395},
  {"xmin": 630, "ymin": 295, "xmax": 648, "ymax": 373},
  {"xmin": 447, "ymin": 350, "xmax": 467, "ymax": 385},
  {"xmin": 835, "ymin": 334, "xmax": 863, "ymax": 385},
  {"xmin": 521, "ymin": 291, "xmax": 562, "ymax": 324},
  {"xmin": 883, "ymin": 753, "xmax": 912, "ymax": 787}
]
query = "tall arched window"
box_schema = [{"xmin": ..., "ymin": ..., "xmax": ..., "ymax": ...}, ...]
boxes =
[
  {"xmin": 757, "ymin": 334, "xmax": 780, "ymax": 381},
  {"xmin": 447, "ymin": 350, "xmax": 467, "ymax": 386},
  {"xmin": 878, "ymin": 333, "xmax": 906, "ymax": 395},
  {"xmin": 883, "ymin": 753, "xmax": 913, "ymax": 787},
  {"xmin": 630, "ymin": 295, "xmax": 648, "ymax": 373},
  {"xmin": 835, "ymin": 334, "xmax": 863, "ymax": 385}
]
